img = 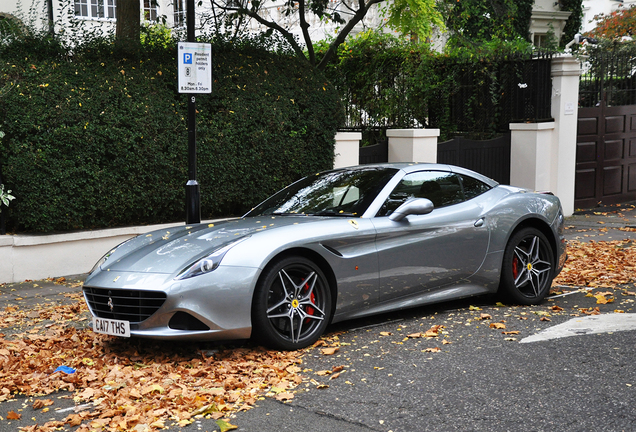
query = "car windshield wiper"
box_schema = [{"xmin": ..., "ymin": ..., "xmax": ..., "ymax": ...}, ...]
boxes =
[
  {"xmin": 309, "ymin": 210, "xmax": 357, "ymax": 217},
  {"xmin": 271, "ymin": 212, "xmax": 307, "ymax": 216}
]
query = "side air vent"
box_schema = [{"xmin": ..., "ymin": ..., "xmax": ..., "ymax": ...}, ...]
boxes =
[{"xmin": 321, "ymin": 244, "xmax": 343, "ymax": 257}]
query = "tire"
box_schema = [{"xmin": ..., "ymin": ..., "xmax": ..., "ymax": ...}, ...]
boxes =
[
  {"xmin": 251, "ymin": 256, "xmax": 332, "ymax": 350},
  {"xmin": 499, "ymin": 227, "xmax": 555, "ymax": 305}
]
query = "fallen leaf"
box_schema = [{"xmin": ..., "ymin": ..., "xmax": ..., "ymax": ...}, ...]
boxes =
[
  {"xmin": 7, "ymin": 411, "xmax": 21, "ymax": 420},
  {"xmin": 320, "ymin": 347, "xmax": 339, "ymax": 355},
  {"xmin": 32, "ymin": 399, "xmax": 54, "ymax": 410},
  {"xmin": 274, "ymin": 392, "xmax": 294, "ymax": 401},
  {"xmin": 490, "ymin": 323, "xmax": 506, "ymax": 330},
  {"xmin": 216, "ymin": 419, "xmax": 238, "ymax": 432}
]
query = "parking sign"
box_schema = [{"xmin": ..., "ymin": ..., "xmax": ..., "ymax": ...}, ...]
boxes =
[{"xmin": 177, "ymin": 43, "xmax": 212, "ymax": 94}]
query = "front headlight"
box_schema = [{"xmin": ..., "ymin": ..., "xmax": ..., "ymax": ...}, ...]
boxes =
[
  {"xmin": 89, "ymin": 236, "xmax": 137, "ymax": 274},
  {"xmin": 175, "ymin": 236, "xmax": 249, "ymax": 280}
]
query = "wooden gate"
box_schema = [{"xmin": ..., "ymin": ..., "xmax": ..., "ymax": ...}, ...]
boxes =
[
  {"xmin": 576, "ymin": 50, "xmax": 636, "ymax": 208},
  {"xmin": 576, "ymin": 102, "xmax": 636, "ymax": 208},
  {"xmin": 437, "ymin": 134, "xmax": 511, "ymax": 185}
]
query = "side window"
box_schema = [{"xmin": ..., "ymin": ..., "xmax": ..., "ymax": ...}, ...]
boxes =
[
  {"xmin": 378, "ymin": 171, "xmax": 464, "ymax": 216},
  {"xmin": 460, "ymin": 174, "xmax": 492, "ymax": 200}
]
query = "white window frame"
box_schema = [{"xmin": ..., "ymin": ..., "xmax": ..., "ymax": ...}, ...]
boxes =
[
  {"xmin": 144, "ymin": 0, "xmax": 158, "ymax": 22},
  {"xmin": 74, "ymin": 0, "xmax": 116, "ymax": 20},
  {"xmin": 173, "ymin": 0, "xmax": 185, "ymax": 27}
]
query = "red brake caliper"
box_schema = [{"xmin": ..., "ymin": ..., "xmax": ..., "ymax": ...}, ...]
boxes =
[
  {"xmin": 512, "ymin": 256, "xmax": 519, "ymax": 279},
  {"xmin": 304, "ymin": 282, "xmax": 315, "ymax": 323}
]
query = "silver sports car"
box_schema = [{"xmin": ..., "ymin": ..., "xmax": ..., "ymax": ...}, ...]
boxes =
[{"xmin": 83, "ymin": 163, "xmax": 567, "ymax": 350}]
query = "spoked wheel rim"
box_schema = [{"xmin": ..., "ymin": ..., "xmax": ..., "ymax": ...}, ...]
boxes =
[
  {"xmin": 265, "ymin": 262, "xmax": 328, "ymax": 345},
  {"xmin": 511, "ymin": 234, "xmax": 552, "ymax": 299}
]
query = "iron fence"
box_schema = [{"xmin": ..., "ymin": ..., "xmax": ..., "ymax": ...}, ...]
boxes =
[
  {"xmin": 579, "ymin": 50, "xmax": 636, "ymax": 108},
  {"xmin": 334, "ymin": 51, "xmax": 554, "ymax": 140}
]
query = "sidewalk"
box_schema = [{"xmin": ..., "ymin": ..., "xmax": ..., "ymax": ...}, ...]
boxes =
[{"xmin": 564, "ymin": 201, "xmax": 636, "ymax": 242}]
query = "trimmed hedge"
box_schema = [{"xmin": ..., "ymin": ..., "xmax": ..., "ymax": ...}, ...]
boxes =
[{"xmin": 0, "ymin": 35, "xmax": 343, "ymax": 232}]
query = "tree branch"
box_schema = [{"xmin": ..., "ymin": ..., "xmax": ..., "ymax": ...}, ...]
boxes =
[
  {"xmin": 297, "ymin": 0, "xmax": 316, "ymax": 65},
  {"xmin": 212, "ymin": 0, "xmax": 309, "ymax": 62},
  {"xmin": 316, "ymin": 0, "xmax": 385, "ymax": 70}
]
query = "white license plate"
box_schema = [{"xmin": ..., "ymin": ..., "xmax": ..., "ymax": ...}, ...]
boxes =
[{"xmin": 93, "ymin": 317, "xmax": 130, "ymax": 337}]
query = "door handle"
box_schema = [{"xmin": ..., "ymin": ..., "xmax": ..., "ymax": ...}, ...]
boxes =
[{"xmin": 474, "ymin": 218, "xmax": 485, "ymax": 227}]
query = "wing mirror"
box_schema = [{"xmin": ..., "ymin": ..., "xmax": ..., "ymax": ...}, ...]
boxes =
[{"xmin": 389, "ymin": 198, "xmax": 434, "ymax": 221}]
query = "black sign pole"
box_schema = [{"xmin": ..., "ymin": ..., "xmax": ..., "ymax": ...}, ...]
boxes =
[{"xmin": 185, "ymin": 0, "xmax": 201, "ymax": 224}]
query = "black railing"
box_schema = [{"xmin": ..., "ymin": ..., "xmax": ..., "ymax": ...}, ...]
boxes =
[
  {"xmin": 579, "ymin": 50, "xmax": 636, "ymax": 108},
  {"xmin": 334, "ymin": 51, "xmax": 554, "ymax": 140},
  {"xmin": 437, "ymin": 134, "xmax": 511, "ymax": 184}
]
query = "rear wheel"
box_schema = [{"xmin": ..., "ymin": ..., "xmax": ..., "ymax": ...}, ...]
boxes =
[
  {"xmin": 252, "ymin": 256, "xmax": 332, "ymax": 350},
  {"xmin": 499, "ymin": 227, "xmax": 554, "ymax": 305}
]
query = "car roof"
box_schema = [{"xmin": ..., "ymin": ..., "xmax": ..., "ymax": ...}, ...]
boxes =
[{"xmin": 337, "ymin": 163, "xmax": 499, "ymax": 187}]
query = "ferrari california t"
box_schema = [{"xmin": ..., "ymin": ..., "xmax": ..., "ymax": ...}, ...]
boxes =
[{"xmin": 83, "ymin": 163, "xmax": 567, "ymax": 350}]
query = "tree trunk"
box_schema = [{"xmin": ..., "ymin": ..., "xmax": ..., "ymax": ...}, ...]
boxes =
[{"xmin": 116, "ymin": 0, "xmax": 141, "ymax": 50}]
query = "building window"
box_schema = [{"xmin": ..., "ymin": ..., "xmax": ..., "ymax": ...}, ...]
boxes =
[
  {"xmin": 75, "ymin": 0, "xmax": 116, "ymax": 19},
  {"xmin": 144, "ymin": 0, "xmax": 158, "ymax": 21},
  {"xmin": 74, "ymin": 0, "xmax": 89, "ymax": 17},
  {"xmin": 173, "ymin": 0, "xmax": 185, "ymax": 27},
  {"xmin": 106, "ymin": 0, "xmax": 116, "ymax": 18}
]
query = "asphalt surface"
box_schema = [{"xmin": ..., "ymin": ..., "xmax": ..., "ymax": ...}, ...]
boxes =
[{"xmin": 1, "ymin": 202, "xmax": 636, "ymax": 431}]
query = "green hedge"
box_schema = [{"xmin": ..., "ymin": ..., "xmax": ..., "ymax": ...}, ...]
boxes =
[{"xmin": 0, "ymin": 34, "xmax": 343, "ymax": 233}]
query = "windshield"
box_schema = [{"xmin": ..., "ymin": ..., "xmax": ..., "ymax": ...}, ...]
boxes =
[{"xmin": 245, "ymin": 167, "xmax": 398, "ymax": 217}]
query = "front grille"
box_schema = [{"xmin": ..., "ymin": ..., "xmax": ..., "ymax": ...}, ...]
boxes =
[{"xmin": 83, "ymin": 287, "xmax": 167, "ymax": 323}]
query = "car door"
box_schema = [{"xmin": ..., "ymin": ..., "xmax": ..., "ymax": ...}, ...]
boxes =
[{"xmin": 371, "ymin": 171, "xmax": 491, "ymax": 303}]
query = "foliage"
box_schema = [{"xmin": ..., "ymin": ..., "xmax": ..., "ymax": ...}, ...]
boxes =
[
  {"xmin": 210, "ymin": 0, "xmax": 443, "ymax": 70},
  {"xmin": 320, "ymin": 31, "xmax": 540, "ymax": 141},
  {"xmin": 560, "ymin": 0, "xmax": 584, "ymax": 47},
  {"xmin": 438, "ymin": 0, "xmax": 530, "ymax": 47},
  {"xmin": 379, "ymin": 0, "xmax": 444, "ymax": 40},
  {"xmin": 0, "ymin": 33, "xmax": 342, "ymax": 233},
  {"xmin": 585, "ymin": 4, "xmax": 636, "ymax": 40},
  {"xmin": 140, "ymin": 23, "xmax": 173, "ymax": 48}
]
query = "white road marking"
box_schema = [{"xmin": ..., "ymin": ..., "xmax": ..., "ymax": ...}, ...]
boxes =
[{"xmin": 520, "ymin": 313, "xmax": 636, "ymax": 343}]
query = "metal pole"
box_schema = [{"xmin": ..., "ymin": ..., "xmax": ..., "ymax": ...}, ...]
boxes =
[
  {"xmin": 0, "ymin": 165, "xmax": 5, "ymax": 235},
  {"xmin": 185, "ymin": 0, "xmax": 201, "ymax": 224}
]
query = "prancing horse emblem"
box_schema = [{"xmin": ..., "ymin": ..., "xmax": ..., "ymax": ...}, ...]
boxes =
[{"xmin": 107, "ymin": 290, "xmax": 114, "ymax": 312}]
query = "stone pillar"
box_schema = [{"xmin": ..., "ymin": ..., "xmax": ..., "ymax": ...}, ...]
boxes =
[
  {"xmin": 386, "ymin": 129, "xmax": 440, "ymax": 163},
  {"xmin": 510, "ymin": 122, "xmax": 556, "ymax": 191},
  {"xmin": 509, "ymin": 54, "xmax": 580, "ymax": 217},
  {"xmin": 334, "ymin": 131, "xmax": 361, "ymax": 168},
  {"xmin": 550, "ymin": 54, "xmax": 581, "ymax": 217}
]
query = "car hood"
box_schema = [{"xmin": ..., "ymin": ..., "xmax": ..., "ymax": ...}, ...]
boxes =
[{"xmin": 100, "ymin": 216, "xmax": 320, "ymax": 275}]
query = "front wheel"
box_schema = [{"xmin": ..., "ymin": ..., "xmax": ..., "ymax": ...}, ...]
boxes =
[
  {"xmin": 499, "ymin": 227, "xmax": 554, "ymax": 305},
  {"xmin": 251, "ymin": 256, "xmax": 332, "ymax": 350}
]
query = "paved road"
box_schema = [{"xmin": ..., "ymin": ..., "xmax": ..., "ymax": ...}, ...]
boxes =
[{"xmin": 1, "ymin": 204, "xmax": 635, "ymax": 431}]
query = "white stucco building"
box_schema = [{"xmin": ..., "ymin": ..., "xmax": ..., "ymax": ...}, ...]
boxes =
[
  {"xmin": 0, "ymin": 0, "xmax": 594, "ymax": 46},
  {"xmin": 0, "ymin": 0, "xmax": 186, "ymax": 36}
]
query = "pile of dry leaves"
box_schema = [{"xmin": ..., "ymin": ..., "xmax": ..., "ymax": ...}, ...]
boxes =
[
  {"xmin": 554, "ymin": 239, "xmax": 636, "ymax": 288},
  {"xmin": 0, "ymin": 299, "xmax": 304, "ymax": 431}
]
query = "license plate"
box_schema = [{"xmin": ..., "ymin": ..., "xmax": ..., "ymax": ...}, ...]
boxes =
[{"xmin": 92, "ymin": 317, "xmax": 130, "ymax": 337}]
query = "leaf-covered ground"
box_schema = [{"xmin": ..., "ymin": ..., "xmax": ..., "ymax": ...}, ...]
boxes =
[{"xmin": 0, "ymin": 236, "xmax": 635, "ymax": 431}]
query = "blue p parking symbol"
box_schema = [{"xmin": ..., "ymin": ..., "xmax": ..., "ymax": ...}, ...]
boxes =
[{"xmin": 184, "ymin": 53, "xmax": 193, "ymax": 64}]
